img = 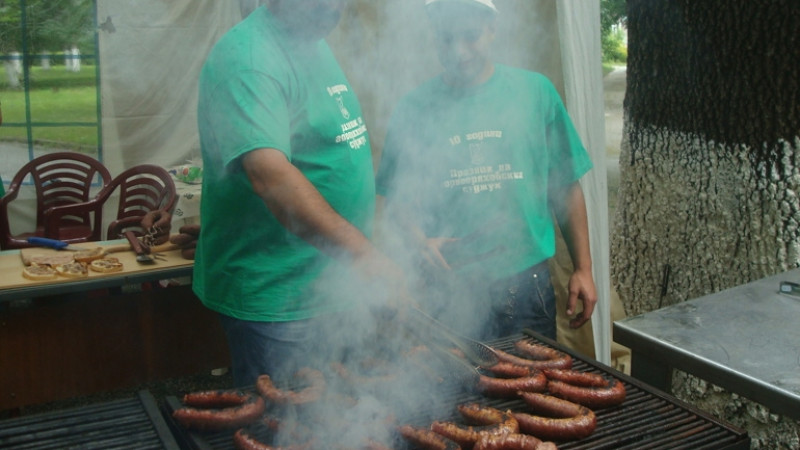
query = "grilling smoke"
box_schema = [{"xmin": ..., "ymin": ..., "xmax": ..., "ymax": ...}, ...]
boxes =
[
  {"xmin": 205, "ymin": 0, "xmax": 558, "ymax": 446},
  {"xmin": 257, "ymin": 0, "xmax": 560, "ymax": 446}
]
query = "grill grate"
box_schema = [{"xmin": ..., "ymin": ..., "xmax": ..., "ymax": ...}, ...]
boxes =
[
  {"xmin": 162, "ymin": 332, "xmax": 750, "ymax": 450},
  {"xmin": 0, "ymin": 390, "xmax": 180, "ymax": 450}
]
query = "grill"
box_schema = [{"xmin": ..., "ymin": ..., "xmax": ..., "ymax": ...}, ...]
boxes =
[
  {"xmin": 162, "ymin": 331, "xmax": 750, "ymax": 450},
  {"xmin": 0, "ymin": 390, "xmax": 180, "ymax": 450}
]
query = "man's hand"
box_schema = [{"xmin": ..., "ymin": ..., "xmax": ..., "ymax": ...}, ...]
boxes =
[
  {"xmin": 351, "ymin": 247, "xmax": 415, "ymax": 318},
  {"xmin": 566, "ymin": 268, "xmax": 597, "ymax": 328},
  {"xmin": 421, "ymin": 237, "xmax": 457, "ymax": 270},
  {"xmin": 140, "ymin": 210, "xmax": 172, "ymax": 245}
]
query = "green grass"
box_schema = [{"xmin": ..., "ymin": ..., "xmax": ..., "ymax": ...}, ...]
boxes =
[{"xmin": 0, "ymin": 65, "xmax": 98, "ymax": 149}]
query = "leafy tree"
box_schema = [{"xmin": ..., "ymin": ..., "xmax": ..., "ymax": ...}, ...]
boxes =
[
  {"xmin": 600, "ymin": 0, "xmax": 627, "ymax": 63},
  {"xmin": 0, "ymin": 0, "xmax": 94, "ymax": 57},
  {"xmin": 601, "ymin": 0, "xmax": 626, "ymax": 35}
]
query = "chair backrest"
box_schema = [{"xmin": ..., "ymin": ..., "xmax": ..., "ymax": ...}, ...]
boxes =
[
  {"xmin": 105, "ymin": 164, "xmax": 177, "ymax": 240},
  {"xmin": 0, "ymin": 152, "xmax": 112, "ymax": 249}
]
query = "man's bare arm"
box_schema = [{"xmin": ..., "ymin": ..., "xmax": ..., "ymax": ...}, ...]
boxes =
[
  {"xmin": 243, "ymin": 148, "xmax": 401, "ymax": 281},
  {"xmin": 552, "ymin": 181, "xmax": 597, "ymax": 328}
]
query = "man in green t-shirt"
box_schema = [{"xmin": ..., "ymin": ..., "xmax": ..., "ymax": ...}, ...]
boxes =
[
  {"xmin": 195, "ymin": 0, "xmax": 404, "ymax": 387},
  {"xmin": 376, "ymin": 0, "xmax": 597, "ymax": 341}
]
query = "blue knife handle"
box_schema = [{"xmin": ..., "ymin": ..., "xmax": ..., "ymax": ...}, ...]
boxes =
[{"xmin": 27, "ymin": 237, "xmax": 69, "ymax": 249}]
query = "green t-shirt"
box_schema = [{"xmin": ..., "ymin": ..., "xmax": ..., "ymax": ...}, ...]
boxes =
[
  {"xmin": 194, "ymin": 7, "xmax": 374, "ymax": 321},
  {"xmin": 376, "ymin": 65, "xmax": 592, "ymax": 282}
]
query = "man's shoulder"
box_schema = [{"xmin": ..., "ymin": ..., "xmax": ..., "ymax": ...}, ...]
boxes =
[
  {"xmin": 208, "ymin": 11, "xmax": 283, "ymax": 69},
  {"xmin": 496, "ymin": 65, "xmax": 551, "ymax": 87},
  {"xmin": 395, "ymin": 76, "xmax": 445, "ymax": 109}
]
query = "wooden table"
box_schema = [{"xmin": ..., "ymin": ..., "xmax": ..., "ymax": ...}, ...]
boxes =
[
  {"xmin": 0, "ymin": 242, "xmax": 229, "ymax": 411},
  {"xmin": 613, "ymin": 268, "xmax": 800, "ymax": 420}
]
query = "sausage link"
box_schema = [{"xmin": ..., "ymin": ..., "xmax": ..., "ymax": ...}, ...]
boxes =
[
  {"xmin": 513, "ymin": 341, "xmax": 573, "ymax": 369},
  {"xmin": 172, "ymin": 391, "xmax": 265, "ymax": 431},
  {"xmin": 397, "ymin": 425, "xmax": 461, "ymax": 450},
  {"xmin": 512, "ymin": 392, "xmax": 596, "ymax": 441},
  {"xmin": 430, "ymin": 421, "xmax": 483, "ymax": 449},
  {"xmin": 476, "ymin": 372, "xmax": 547, "ymax": 398},
  {"xmin": 457, "ymin": 403, "xmax": 519, "ymax": 434},
  {"xmin": 484, "ymin": 362, "xmax": 537, "ymax": 378},
  {"xmin": 169, "ymin": 233, "xmax": 195, "ymax": 245},
  {"xmin": 473, "ymin": 433, "xmax": 552, "ymax": 450},
  {"xmin": 546, "ymin": 378, "xmax": 626, "ymax": 410},
  {"xmin": 256, "ymin": 367, "xmax": 326, "ymax": 405},
  {"xmin": 431, "ymin": 404, "xmax": 519, "ymax": 448},
  {"xmin": 542, "ymin": 369, "xmax": 607, "ymax": 387},
  {"xmin": 543, "ymin": 369, "xmax": 626, "ymax": 409},
  {"xmin": 182, "ymin": 389, "xmax": 253, "ymax": 408},
  {"xmin": 232, "ymin": 426, "xmax": 313, "ymax": 450}
]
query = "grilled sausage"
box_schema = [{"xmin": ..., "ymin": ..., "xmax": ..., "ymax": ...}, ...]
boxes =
[
  {"xmin": 484, "ymin": 362, "xmax": 538, "ymax": 378},
  {"xmin": 256, "ymin": 367, "xmax": 326, "ymax": 405},
  {"xmin": 172, "ymin": 390, "xmax": 265, "ymax": 431},
  {"xmin": 542, "ymin": 369, "xmax": 607, "ymax": 387},
  {"xmin": 473, "ymin": 433, "xmax": 556, "ymax": 450},
  {"xmin": 458, "ymin": 403, "xmax": 519, "ymax": 433},
  {"xmin": 398, "ymin": 425, "xmax": 461, "ymax": 450},
  {"xmin": 431, "ymin": 404, "xmax": 519, "ymax": 448},
  {"xmin": 476, "ymin": 372, "xmax": 547, "ymax": 398},
  {"xmin": 181, "ymin": 389, "xmax": 254, "ymax": 408},
  {"xmin": 543, "ymin": 369, "xmax": 626, "ymax": 409},
  {"xmin": 232, "ymin": 426, "xmax": 313, "ymax": 450},
  {"xmin": 491, "ymin": 348, "xmax": 557, "ymax": 371},
  {"xmin": 512, "ymin": 392, "xmax": 596, "ymax": 441},
  {"xmin": 513, "ymin": 340, "xmax": 573, "ymax": 369}
]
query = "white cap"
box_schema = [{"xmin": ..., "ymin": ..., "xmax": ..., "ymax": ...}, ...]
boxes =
[{"xmin": 425, "ymin": 0, "xmax": 498, "ymax": 14}]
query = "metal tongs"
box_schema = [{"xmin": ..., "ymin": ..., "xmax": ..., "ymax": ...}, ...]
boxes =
[{"xmin": 406, "ymin": 306, "xmax": 499, "ymax": 368}]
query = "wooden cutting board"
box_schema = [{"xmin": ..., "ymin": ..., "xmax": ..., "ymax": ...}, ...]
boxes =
[
  {"xmin": 19, "ymin": 242, "xmax": 178, "ymax": 265},
  {"xmin": 19, "ymin": 244, "xmax": 130, "ymax": 266},
  {"xmin": 2, "ymin": 241, "xmax": 190, "ymax": 292}
]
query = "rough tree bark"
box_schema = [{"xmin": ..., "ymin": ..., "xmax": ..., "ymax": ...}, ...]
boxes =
[{"xmin": 611, "ymin": 0, "xmax": 800, "ymax": 448}]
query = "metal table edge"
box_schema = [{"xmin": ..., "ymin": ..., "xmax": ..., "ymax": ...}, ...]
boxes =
[{"xmin": 613, "ymin": 320, "xmax": 800, "ymax": 421}]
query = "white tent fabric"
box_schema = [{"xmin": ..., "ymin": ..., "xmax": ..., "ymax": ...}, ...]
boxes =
[
  {"xmin": 556, "ymin": 2, "xmax": 611, "ymax": 364},
  {"xmin": 90, "ymin": 0, "xmax": 610, "ymax": 362},
  {"xmin": 96, "ymin": 0, "xmax": 241, "ymax": 174}
]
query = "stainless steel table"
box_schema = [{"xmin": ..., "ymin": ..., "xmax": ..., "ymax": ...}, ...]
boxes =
[{"xmin": 613, "ymin": 268, "xmax": 800, "ymax": 420}]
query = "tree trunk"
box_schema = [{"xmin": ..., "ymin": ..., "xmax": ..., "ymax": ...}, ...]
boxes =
[{"xmin": 612, "ymin": 1, "xmax": 800, "ymax": 447}]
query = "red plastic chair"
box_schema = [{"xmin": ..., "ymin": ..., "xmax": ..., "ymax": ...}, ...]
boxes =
[
  {"xmin": 103, "ymin": 164, "xmax": 177, "ymax": 240},
  {"xmin": 42, "ymin": 164, "xmax": 177, "ymax": 241},
  {"xmin": 0, "ymin": 152, "xmax": 112, "ymax": 250}
]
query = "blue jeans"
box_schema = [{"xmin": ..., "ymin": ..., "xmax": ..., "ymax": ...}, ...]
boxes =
[
  {"xmin": 217, "ymin": 309, "xmax": 374, "ymax": 388},
  {"xmin": 217, "ymin": 314, "xmax": 314, "ymax": 388},
  {"xmin": 484, "ymin": 262, "xmax": 557, "ymax": 341}
]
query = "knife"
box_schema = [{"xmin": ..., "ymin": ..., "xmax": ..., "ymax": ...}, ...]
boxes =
[{"xmin": 27, "ymin": 237, "xmax": 87, "ymax": 251}]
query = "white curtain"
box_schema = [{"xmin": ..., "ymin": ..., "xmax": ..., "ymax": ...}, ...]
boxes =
[
  {"xmin": 96, "ymin": 0, "xmax": 243, "ymax": 174},
  {"xmin": 556, "ymin": 2, "xmax": 611, "ymax": 364}
]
